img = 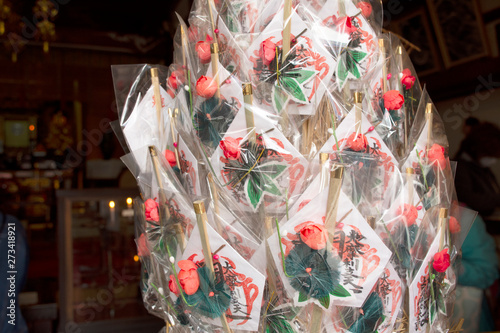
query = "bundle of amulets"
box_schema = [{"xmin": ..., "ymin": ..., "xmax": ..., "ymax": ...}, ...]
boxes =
[{"xmin": 111, "ymin": 0, "xmax": 476, "ymax": 332}]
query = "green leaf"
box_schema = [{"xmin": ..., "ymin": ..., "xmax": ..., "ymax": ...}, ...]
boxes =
[
  {"xmin": 350, "ymin": 60, "xmax": 361, "ymax": 78},
  {"xmin": 298, "ymin": 290, "xmax": 308, "ymax": 302},
  {"xmin": 246, "ymin": 176, "xmax": 263, "ymax": 210},
  {"xmin": 430, "ymin": 302, "xmax": 436, "ymax": 324},
  {"xmin": 280, "ymin": 76, "xmax": 307, "ymax": 102},
  {"xmin": 332, "ymin": 284, "xmax": 351, "ymax": 297},
  {"xmin": 437, "ymin": 292, "xmax": 446, "ymax": 314},
  {"xmin": 318, "ymin": 295, "xmax": 330, "ymax": 309},
  {"xmin": 283, "ymin": 69, "xmax": 316, "ymax": 84},
  {"xmin": 351, "ymin": 50, "xmax": 367, "ymax": 62},
  {"xmin": 262, "ymin": 174, "xmax": 282, "ymax": 196},
  {"xmin": 267, "ymin": 317, "xmax": 296, "ymax": 333},
  {"xmin": 337, "ymin": 60, "xmax": 348, "ymax": 84},
  {"xmin": 256, "ymin": 163, "xmax": 287, "ymax": 179},
  {"xmin": 273, "ymin": 85, "xmax": 289, "ymax": 113}
]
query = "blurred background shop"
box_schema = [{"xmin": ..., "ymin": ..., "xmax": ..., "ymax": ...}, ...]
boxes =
[{"xmin": 0, "ymin": 0, "xmax": 499, "ymax": 332}]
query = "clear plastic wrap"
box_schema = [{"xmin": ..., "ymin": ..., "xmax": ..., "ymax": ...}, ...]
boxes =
[{"xmin": 111, "ymin": 1, "xmax": 477, "ymax": 331}]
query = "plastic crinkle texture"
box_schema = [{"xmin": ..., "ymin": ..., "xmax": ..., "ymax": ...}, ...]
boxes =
[{"xmin": 111, "ymin": 0, "xmax": 477, "ymax": 332}]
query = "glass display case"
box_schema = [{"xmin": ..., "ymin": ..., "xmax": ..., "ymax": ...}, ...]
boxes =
[{"xmin": 56, "ymin": 189, "xmax": 164, "ymax": 333}]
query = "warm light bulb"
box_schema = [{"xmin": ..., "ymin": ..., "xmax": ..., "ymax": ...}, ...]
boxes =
[
  {"xmin": 109, "ymin": 201, "xmax": 115, "ymax": 208},
  {"xmin": 133, "ymin": 255, "xmax": 139, "ymax": 262},
  {"xmin": 126, "ymin": 197, "xmax": 133, "ymax": 205},
  {"xmin": 29, "ymin": 125, "xmax": 35, "ymax": 131}
]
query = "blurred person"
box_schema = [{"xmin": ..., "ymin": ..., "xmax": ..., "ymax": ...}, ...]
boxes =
[
  {"xmin": 1, "ymin": 212, "xmax": 29, "ymax": 333},
  {"xmin": 453, "ymin": 214, "xmax": 498, "ymax": 332},
  {"xmin": 463, "ymin": 116, "xmax": 480, "ymax": 136},
  {"xmin": 455, "ymin": 122, "xmax": 500, "ymax": 223}
]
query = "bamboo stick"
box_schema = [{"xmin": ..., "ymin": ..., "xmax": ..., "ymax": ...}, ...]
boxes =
[
  {"xmin": 207, "ymin": 173, "xmax": 223, "ymax": 235},
  {"xmin": 381, "ymin": 29, "xmax": 422, "ymax": 53},
  {"xmin": 425, "ymin": 103, "xmax": 433, "ymax": 162},
  {"xmin": 282, "ymin": 0, "xmax": 292, "ymax": 62},
  {"xmin": 243, "ymin": 83, "xmax": 256, "ymax": 144},
  {"xmin": 207, "ymin": 0, "xmax": 217, "ymax": 39},
  {"xmin": 354, "ymin": 91, "xmax": 363, "ymax": 135},
  {"xmin": 407, "ymin": 167, "xmax": 414, "ymax": 205},
  {"xmin": 310, "ymin": 306, "xmax": 323, "ymax": 333},
  {"xmin": 379, "ymin": 39, "xmax": 388, "ymax": 93},
  {"xmin": 397, "ymin": 45, "xmax": 409, "ymax": 151},
  {"xmin": 211, "ymin": 43, "xmax": 221, "ymax": 99},
  {"xmin": 151, "ymin": 68, "xmax": 165, "ymax": 146},
  {"xmin": 193, "ymin": 201, "xmax": 232, "ymax": 333},
  {"xmin": 325, "ymin": 165, "xmax": 344, "ymax": 233},
  {"xmin": 319, "ymin": 153, "xmax": 330, "ymax": 191},
  {"xmin": 149, "ymin": 146, "xmax": 187, "ymax": 250},
  {"xmin": 339, "ymin": 0, "xmax": 346, "ymax": 16},
  {"xmin": 168, "ymin": 108, "xmax": 181, "ymax": 169},
  {"xmin": 311, "ymin": 163, "xmax": 344, "ymax": 333},
  {"xmin": 367, "ymin": 216, "xmax": 376, "ymax": 229}
]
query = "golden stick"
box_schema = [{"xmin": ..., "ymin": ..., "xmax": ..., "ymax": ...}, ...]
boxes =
[
  {"xmin": 193, "ymin": 201, "xmax": 232, "ymax": 333},
  {"xmin": 438, "ymin": 208, "xmax": 448, "ymax": 252}
]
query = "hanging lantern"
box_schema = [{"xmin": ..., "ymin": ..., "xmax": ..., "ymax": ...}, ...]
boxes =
[
  {"xmin": 0, "ymin": 0, "xmax": 11, "ymax": 36},
  {"xmin": 33, "ymin": 0, "xmax": 58, "ymax": 53},
  {"xmin": 3, "ymin": 12, "xmax": 26, "ymax": 63}
]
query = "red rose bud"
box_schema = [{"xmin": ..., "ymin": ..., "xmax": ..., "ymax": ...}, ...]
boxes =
[
  {"xmin": 383, "ymin": 90, "xmax": 404, "ymax": 110},
  {"xmin": 219, "ymin": 137, "xmax": 241, "ymax": 160},
  {"xmin": 196, "ymin": 76, "xmax": 218, "ymax": 98},
  {"xmin": 168, "ymin": 274, "xmax": 180, "ymax": 295},
  {"xmin": 137, "ymin": 233, "xmax": 150, "ymax": 257},
  {"xmin": 188, "ymin": 25, "xmax": 198, "ymax": 42},
  {"xmin": 356, "ymin": 1, "xmax": 373, "ymax": 17},
  {"xmin": 346, "ymin": 132, "xmax": 368, "ymax": 151},
  {"xmin": 177, "ymin": 260, "xmax": 200, "ymax": 295},
  {"xmin": 168, "ymin": 70, "xmax": 184, "ymax": 90},
  {"xmin": 259, "ymin": 40, "xmax": 276, "ymax": 66},
  {"xmin": 335, "ymin": 16, "xmax": 358, "ymax": 34},
  {"xmin": 401, "ymin": 68, "xmax": 416, "ymax": 90},
  {"xmin": 433, "ymin": 248, "xmax": 450, "ymax": 273},
  {"xmin": 299, "ymin": 223, "xmax": 327, "ymax": 250},
  {"xmin": 195, "ymin": 40, "xmax": 211, "ymax": 64},
  {"xmin": 449, "ymin": 216, "xmax": 461, "ymax": 234},
  {"xmin": 144, "ymin": 198, "xmax": 159, "ymax": 222},
  {"xmin": 428, "ymin": 144, "xmax": 446, "ymax": 170},
  {"xmin": 398, "ymin": 203, "xmax": 418, "ymax": 227},
  {"xmin": 164, "ymin": 149, "xmax": 177, "ymax": 167}
]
